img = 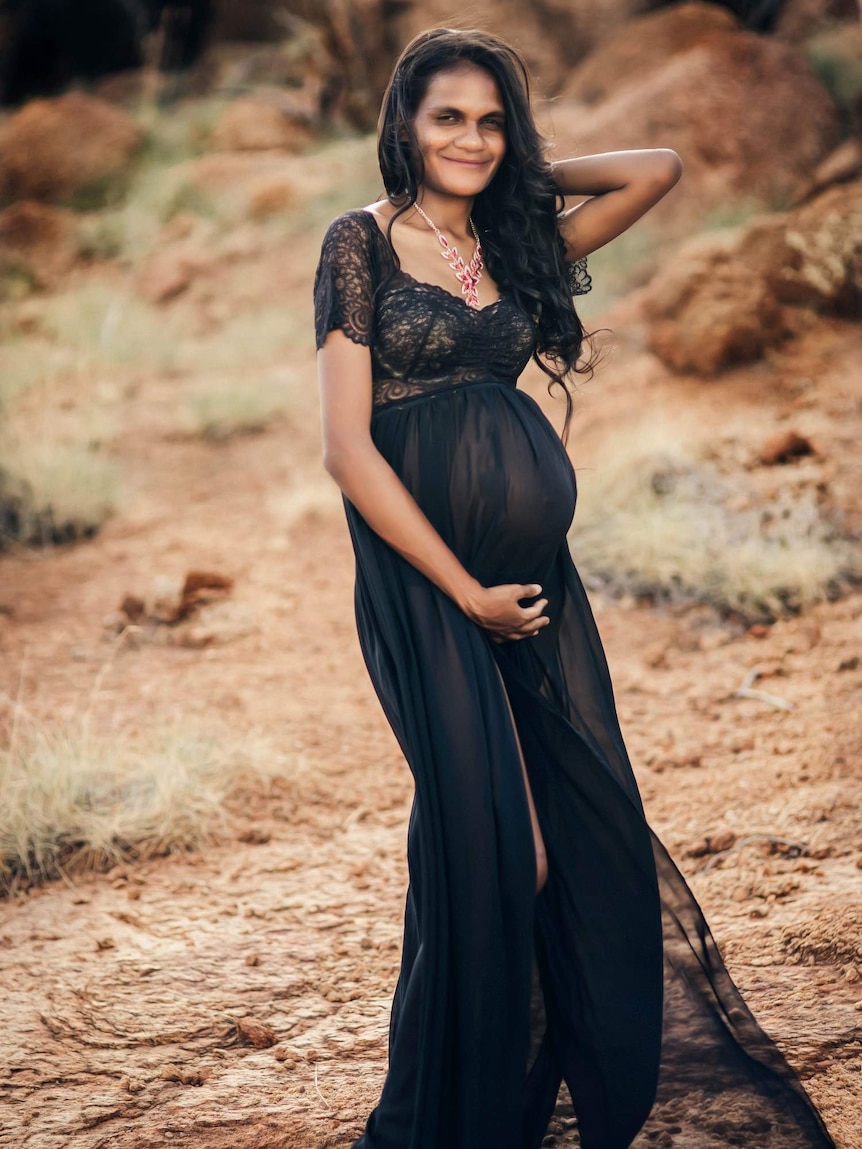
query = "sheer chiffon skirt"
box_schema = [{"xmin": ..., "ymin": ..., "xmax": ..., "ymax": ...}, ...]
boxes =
[{"xmin": 343, "ymin": 381, "xmax": 837, "ymax": 1149}]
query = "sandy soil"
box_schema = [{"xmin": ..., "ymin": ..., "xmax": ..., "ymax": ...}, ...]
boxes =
[{"xmin": 0, "ymin": 224, "xmax": 860, "ymax": 1148}]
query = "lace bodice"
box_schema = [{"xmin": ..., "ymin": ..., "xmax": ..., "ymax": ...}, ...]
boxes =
[{"xmin": 313, "ymin": 210, "xmax": 589, "ymax": 411}]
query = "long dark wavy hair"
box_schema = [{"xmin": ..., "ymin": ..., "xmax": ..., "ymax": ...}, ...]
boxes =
[{"xmin": 377, "ymin": 27, "xmax": 594, "ymax": 442}]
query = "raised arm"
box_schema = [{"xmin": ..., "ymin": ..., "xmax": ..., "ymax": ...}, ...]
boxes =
[
  {"xmin": 318, "ymin": 330, "xmax": 549, "ymax": 641},
  {"xmin": 551, "ymin": 148, "xmax": 683, "ymax": 260}
]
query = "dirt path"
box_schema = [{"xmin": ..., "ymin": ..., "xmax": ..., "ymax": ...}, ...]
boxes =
[{"xmin": 1, "ymin": 281, "xmax": 860, "ymax": 1147}]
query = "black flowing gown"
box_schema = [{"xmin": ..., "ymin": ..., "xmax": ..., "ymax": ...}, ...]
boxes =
[{"xmin": 313, "ymin": 209, "xmax": 838, "ymax": 1149}]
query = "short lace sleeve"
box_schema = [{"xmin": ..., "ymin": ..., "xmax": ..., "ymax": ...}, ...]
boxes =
[
  {"xmin": 314, "ymin": 211, "xmax": 378, "ymax": 350},
  {"xmin": 566, "ymin": 255, "xmax": 592, "ymax": 297}
]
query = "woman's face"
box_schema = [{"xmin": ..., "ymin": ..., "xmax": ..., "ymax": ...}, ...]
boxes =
[{"xmin": 409, "ymin": 63, "xmax": 507, "ymax": 199}]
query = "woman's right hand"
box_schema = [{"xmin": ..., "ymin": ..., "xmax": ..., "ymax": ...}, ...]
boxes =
[{"xmin": 460, "ymin": 583, "xmax": 549, "ymax": 642}]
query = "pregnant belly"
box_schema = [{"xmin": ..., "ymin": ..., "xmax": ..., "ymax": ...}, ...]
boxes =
[{"xmin": 371, "ymin": 383, "xmax": 577, "ymax": 587}]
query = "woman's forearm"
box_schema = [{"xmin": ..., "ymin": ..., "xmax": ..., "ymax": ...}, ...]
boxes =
[
  {"xmin": 550, "ymin": 149, "xmax": 682, "ymax": 199},
  {"xmin": 325, "ymin": 441, "xmax": 482, "ymax": 610},
  {"xmin": 551, "ymin": 148, "xmax": 682, "ymax": 259}
]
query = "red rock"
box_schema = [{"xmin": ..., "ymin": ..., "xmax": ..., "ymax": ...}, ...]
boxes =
[
  {"xmin": 644, "ymin": 180, "xmax": 862, "ymax": 373},
  {"xmin": 212, "ymin": 96, "xmax": 311, "ymax": 153},
  {"xmin": 119, "ymin": 595, "xmax": 146, "ymax": 623},
  {"xmin": 136, "ymin": 248, "xmax": 196, "ymax": 305},
  {"xmin": 0, "ymin": 199, "xmax": 79, "ymax": 287},
  {"xmin": 550, "ymin": 29, "xmax": 841, "ymax": 235},
  {"xmin": 562, "ymin": 3, "xmax": 738, "ymax": 105},
  {"xmin": 236, "ymin": 1017, "xmax": 276, "ymax": 1048},
  {"xmin": 645, "ymin": 230, "xmax": 790, "ymax": 374},
  {"xmin": 758, "ymin": 430, "xmax": 816, "ymax": 466},
  {"xmin": 0, "ymin": 92, "xmax": 142, "ymax": 204},
  {"xmin": 769, "ymin": 181, "xmax": 862, "ymax": 314},
  {"xmin": 685, "ymin": 831, "xmax": 737, "ymax": 858},
  {"xmin": 249, "ymin": 175, "xmax": 298, "ymax": 219}
]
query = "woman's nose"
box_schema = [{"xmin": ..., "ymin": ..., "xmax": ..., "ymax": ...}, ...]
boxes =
[{"xmin": 454, "ymin": 121, "xmax": 484, "ymax": 149}]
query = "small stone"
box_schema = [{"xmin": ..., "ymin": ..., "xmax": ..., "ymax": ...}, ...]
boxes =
[
  {"xmin": 238, "ymin": 828, "xmax": 271, "ymax": 845},
  {"xmin": 643, "ymin": 642, "xmax": 669, "ymax": 668},
  {"xmin": 236, "ymin": 1017, "xmax": 276, "ymax": 1049},
  {"xmin": 758, "ymin": 430, "xmax": 815, "ymax": 466},
  {"xmin": 809, "ymin": 846, "xmax": 833, "ymax": 859},
  {"xmin": 748, "ymin": 623, "xmax": 771, "ymax": 639}
]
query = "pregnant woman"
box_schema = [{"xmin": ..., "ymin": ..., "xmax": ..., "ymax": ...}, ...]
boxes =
[{"xmin": 314, "ymin": 27, "xmax": 838, "ymax": 1149}]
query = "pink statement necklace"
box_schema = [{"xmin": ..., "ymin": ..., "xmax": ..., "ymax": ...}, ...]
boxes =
[{"xmin": 412, "ymin": 203, "xmax": 484, "ymax": 309}]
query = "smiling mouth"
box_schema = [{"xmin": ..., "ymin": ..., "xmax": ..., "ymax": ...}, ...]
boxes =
[{"xmin": 442, "ymin": 157, "xmax": 491, "ymax": 167}]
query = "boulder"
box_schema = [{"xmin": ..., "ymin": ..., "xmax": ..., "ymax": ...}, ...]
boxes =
[
  {"xmin": 644, "ymin": 226, "xmax": 790, "ymax": 374},
  {"xmin": 548, "ymin": 29, "xmax": 842, "ymax": 233},
  {"xmin": 643, "ymin": 180, "xmax": 862, "ymax": 373},
  {"xmin": 0, "ymin": 92, "xmax": 143, "ymax": 206},
  {"xmin": 562, "ymin": 2, "xmax": 739, "ymax": 105},
  {"xmin": 0, "ymin": 200, "xmax": 79, "ymax": 288},
  {"xmin": 211, "ymin": 94, "xmax": 311, "ymax": 152},
  {"xmin": 136, "ymin": 245, "xmax": 200, "ymax": 305},
  {"xmin": 247, "ymin": 175, "xmax": 298, "ymax": 219},
  {"xmin": 770, "ymin": 180, "xmax": 862, "ymax": 313}
]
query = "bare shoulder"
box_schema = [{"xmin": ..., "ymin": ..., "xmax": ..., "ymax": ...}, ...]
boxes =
[{"xmin": 362, "ymin": 200, "xmax": 394, "ymax": 218}]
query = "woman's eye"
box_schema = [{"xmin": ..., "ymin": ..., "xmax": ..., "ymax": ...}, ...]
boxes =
[{"xmin": 483, "ymin": 119, "xmax": 504, "ymax": 130}]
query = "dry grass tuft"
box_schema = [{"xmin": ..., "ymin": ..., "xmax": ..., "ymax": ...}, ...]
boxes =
[
  {"xmin": 267, "ymin": 476, "xmax": 343, "ymax": 532},
  {"xmin": 40, "ymin": 283, "xmax": 180, "ymax": 372},
  {"xmin": 570, "ymin": 419, "xmax": 860, "ymax": 621},
  {"xmin": 0, "ymin": 437, "xmax": 120, "ymax": 547},
  {"xmin": 0, "ymin": 337, "xmax": 78, "ymax": 408},
  {"xmin": 80, "ymin": 166, "xmax": 227, "ymax": 265},
  {"xmin": 0, "ymin": 707, "xmax": 283, "ymax": 895},
  {"xmin": 182, "ymin": 369, "xmax": 295, "ymax": 442},
  {"xmin": 184, "ymin": 311, "xmax": 304, "ymax": 373},
  {"xmin": 76, "ymin": 95, "xmax": 233, "ymax": 264}
]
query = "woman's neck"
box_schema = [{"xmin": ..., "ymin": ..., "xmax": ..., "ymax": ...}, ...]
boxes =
[{"xmin": 410, "ymin": 188, "xmax": 474, "ymax": 240}]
